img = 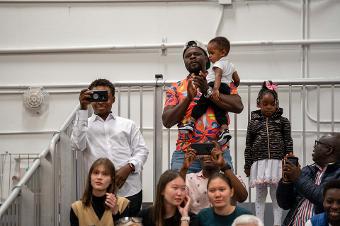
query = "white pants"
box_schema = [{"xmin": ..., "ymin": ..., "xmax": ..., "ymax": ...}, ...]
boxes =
[{"xmin": 255, "ymin": 183, "xmax": 282, "ymax": 226}]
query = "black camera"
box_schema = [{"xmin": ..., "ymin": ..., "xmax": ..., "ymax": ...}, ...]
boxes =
[{"xmin": 89, "ymin": 90, "xmax": 108, "ymax": 102}]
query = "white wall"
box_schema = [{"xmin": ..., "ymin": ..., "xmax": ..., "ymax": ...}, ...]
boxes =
[
  {"xmin": 1, "ymin": 1, "xmax": 340, "ymax": 84},
  {"xmin": 1, "ymin": 0, "xmax": 340, "ymax": 202}
]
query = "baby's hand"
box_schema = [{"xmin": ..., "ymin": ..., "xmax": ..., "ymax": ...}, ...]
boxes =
[
  {"xmin": 233, "ymin": 80, "xmax": 240, "ymax": 87},
  {"xmin": 211, "ymin": 88, "xmax": 220, "ymax": 101},
  {"xmin": 286, "ymin": 152, "xmax": 294, "ymax": 157}
]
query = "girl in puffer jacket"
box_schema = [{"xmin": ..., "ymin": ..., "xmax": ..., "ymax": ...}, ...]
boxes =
[{"xmin": 244, "ymin": 81, "xmax": 293, "ymax": 226}]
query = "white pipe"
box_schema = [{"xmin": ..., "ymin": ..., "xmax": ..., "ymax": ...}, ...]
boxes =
[
  {"xmin": 1, "ymin": 39, "xmax": 340, "ymax": 55},
  {"xmin": 0, "ymin": 130, "xmax": 57, "ymax": 135},
  {"xmin": 0, "ymin": 79, "xmax": 340, "ymax": 89},
  {"xmin": 0, "ymin": 80, "xmax": 162, "ymax": 89},
  {"xmin": 214, "ymin": 5, "xmax": 225, "ymax": 36},
  {"xmin": 301, "ymin": 0, "xmax": 306, "ymax": 78},
  {"xmin": 305, "ymin": 0, "xmax": 310, "ymax": 77},
  {"xmin": 0, "ymin": 0, "xmax": 208, "ymax": 3},
  {"xmin": 0, "ymin": 43, "xmax": 182, "ymax": 54}
]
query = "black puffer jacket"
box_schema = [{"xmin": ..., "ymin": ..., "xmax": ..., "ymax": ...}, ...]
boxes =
[
  {"xmin": 276, "ymin": 162, "xmax": 340, "ymax": 226},
  {"xmin": 244, "ymin": 108, "xmax": 293, "ymax": 170}
]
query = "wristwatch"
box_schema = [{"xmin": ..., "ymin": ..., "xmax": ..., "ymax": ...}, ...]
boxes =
[
  {"xmin": 128, "ymin": 163, "xmax": 135, "ymax": 172},
  {"xmin": 181, "ymin": 216, "xmax": 190, "ymax": 223},
  {"xmin": 204, "ymin": 87, "xmax": 213, "ymax": 98}
]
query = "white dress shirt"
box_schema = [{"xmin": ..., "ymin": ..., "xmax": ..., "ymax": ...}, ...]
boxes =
[{"xmin": 71, "ymin": 110, "xmax": 149, "ymax": 197}]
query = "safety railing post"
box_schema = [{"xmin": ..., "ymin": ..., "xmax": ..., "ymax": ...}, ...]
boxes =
[{"xmin": 153, "ymin": 74, "xmax": 164, "ymax": 199}]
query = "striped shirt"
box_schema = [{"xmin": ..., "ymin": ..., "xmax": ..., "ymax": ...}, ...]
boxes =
[{"xmin": 291, "ymin": 165, "xmax": 327, "ymax": 226}]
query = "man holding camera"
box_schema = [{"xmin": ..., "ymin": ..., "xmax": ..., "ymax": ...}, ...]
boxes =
[
  {"xmin": 276, "ymin": 133, "xmax": 340, "ymax": 226},
  {"xmin": 162, "ymin": 40, "xmax": 243, "ymax": 173},
  {"xmin": 71, "ymin": 78, "xmax": 149, "ymax": 216}
]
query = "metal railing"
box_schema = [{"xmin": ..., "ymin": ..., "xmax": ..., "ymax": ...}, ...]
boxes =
[
  {"xmin": 0, "ymin": 153, "xmax": 39, "ymax": 203},
  {"xmin": 0, "ymin": 134, "xmax": 59, "ymax": 225},
  {"xmin": 0, "ymin": 78, "xmax": 339, "ymax": 226}
]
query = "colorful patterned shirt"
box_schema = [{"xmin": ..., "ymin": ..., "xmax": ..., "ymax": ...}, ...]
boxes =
[{"xmin": 164, "ymin": 76, "xmax": 238, "ymax": 152}]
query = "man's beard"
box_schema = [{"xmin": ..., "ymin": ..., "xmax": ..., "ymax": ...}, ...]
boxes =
[{"xmin": 188, "ymin": 63, "xmax": 203, "ymax": 75}]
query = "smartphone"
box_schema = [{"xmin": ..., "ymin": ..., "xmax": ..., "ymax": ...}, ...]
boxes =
[
  {"xmin": 190, "ymin": 143, "xmax": 214, "ymax": 155},
  {"xmin": 286, "ymin": 156, "xmax": 299, "ymax": 166},
  {"xmin": 89, "ymin": 90, "xmax": 108, "ymax": 102}
]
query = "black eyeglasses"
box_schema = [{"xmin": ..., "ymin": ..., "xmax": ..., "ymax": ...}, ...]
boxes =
[{"xmin": 314, "ymin": 140, "xmax": 334, "ymax": 150}]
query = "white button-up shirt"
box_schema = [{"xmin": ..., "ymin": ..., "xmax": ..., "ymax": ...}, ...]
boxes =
[{"xmin": 71, "ymin": 110, "xmax": 149, "ymax": 197}]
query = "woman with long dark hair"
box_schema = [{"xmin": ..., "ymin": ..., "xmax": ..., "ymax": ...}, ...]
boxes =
[
  {"xmin": 70, "ymin": 158, "xmax": 129, "ymax": 226},
  {"xmin": 139, "ymin": 170, "xmax": 198, "ymax": 226},
  {"xmin": 197, "ymin": 173, "xmax": 252, "ymax": 226}
]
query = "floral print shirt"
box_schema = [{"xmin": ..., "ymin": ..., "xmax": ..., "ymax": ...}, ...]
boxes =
[{"xmin": 164, "ymin": 76, "xmax": 238, "ymax": 152}]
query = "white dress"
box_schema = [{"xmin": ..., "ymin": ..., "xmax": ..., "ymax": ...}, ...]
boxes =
[{"xmin": 249, "ymin": 159, "xmax": 282, "ymax": 188}]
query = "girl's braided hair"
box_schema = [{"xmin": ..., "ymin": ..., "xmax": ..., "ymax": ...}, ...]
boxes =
[{"xmin": 256, "ymin": 80, "xmax": 279, "ymax": 106}]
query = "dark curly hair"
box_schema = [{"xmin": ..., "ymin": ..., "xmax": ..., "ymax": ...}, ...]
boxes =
[
  {"xmin": 256, "ymin": 80, "xmax": 279, "ymax": 106},
  {"xmin": 209, "ymin": 36, "xmax": 230, "ymax": 56},
  {"xmin": 323, "ymin": 179, "xmax": 340, "ymax": 198},
  {"xmin": 88, "ymin": 78, "xmax": 115, "ymax": 97}
]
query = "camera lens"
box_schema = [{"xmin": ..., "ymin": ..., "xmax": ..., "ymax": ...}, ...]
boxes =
[{"xmin": 92, "ymin": 93, "xmax": 99, "ymax": 100}]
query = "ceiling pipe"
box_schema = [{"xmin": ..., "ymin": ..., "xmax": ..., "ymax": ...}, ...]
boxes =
[
  {"xmin": 0, "ymin": 0, "xmax": 209, "ymax": 3},
  {"xmin": 1, "ymin": 39, "xmax": 340, "ymax": 55}
]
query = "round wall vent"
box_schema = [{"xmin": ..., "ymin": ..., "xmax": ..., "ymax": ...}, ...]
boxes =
[{"xmin": 23, "ymin": 87, "xmax": 49, "ymax": 114}]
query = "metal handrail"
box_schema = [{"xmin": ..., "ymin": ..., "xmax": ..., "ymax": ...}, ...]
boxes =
[
  {"xmin": 232, "ymin": 79, "xmax": 340, "ymax": 86},
  {"xmin": 0, "ymin": 134, "xmax": 59, "ymax": 218},
  {"xmin": 0, "ymin": 103, "xmax": 80, "ymax": 219},
  {"xmin": 58, "ymin": 105, "xmax": 79, "ymax": 132},
  {"xmin": 0, "ymin": 78, "xmax": 339, "ymax": 222},
  {"xmin": 1, "ymin": 78, "xmax": 339, "ymax": 90},
  {"xmin": 305, "ymin": 85, "xmax": 339, "ymax": 124}
]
